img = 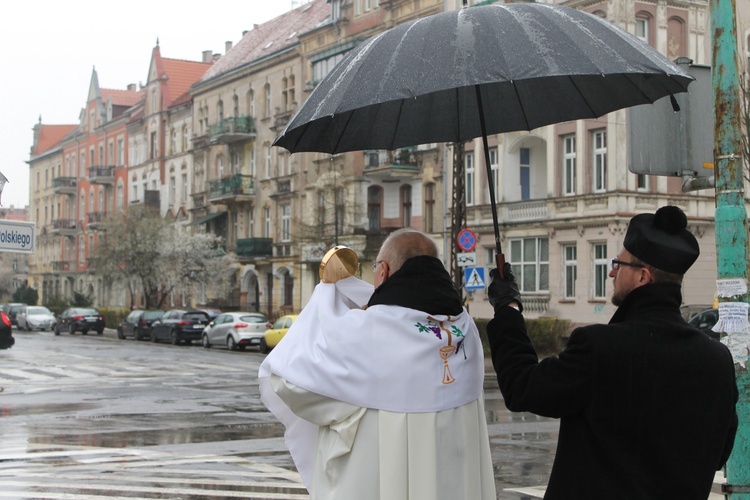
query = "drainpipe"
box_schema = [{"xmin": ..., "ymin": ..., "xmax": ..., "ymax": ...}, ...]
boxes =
[{"xmin": 711, "ymin": 0, "xmax": 750, "ymax": 496}]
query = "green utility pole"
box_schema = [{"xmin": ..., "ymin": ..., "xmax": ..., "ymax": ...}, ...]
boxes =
[{"xmin": 711, "ymin": 0, "xmax": 750, "ymax": 496}]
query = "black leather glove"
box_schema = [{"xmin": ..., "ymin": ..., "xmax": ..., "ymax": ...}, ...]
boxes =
[{"xmin": 488, "ymin": 263, "xmax": 523, "ymax": 313}]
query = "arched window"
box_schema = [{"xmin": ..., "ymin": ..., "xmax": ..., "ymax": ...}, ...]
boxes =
[
  {"xmin": 368, "ymin": 186, "xmax": 382, "ymax": 232},
  {"xmin": 401, "ymin": 184, "xmax": 412, "ymax": 227},
  {"xmin": 667, "ymin": 17, "xmax": 687, "ymax": 59}
]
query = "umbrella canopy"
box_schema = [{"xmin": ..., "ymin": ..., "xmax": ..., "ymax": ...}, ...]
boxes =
[{"xmin": 274, "ymin": 3, "xmax": 693, "ymax": 154}]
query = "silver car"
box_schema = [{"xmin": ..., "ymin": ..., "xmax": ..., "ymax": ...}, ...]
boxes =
[
  {"xmin": 201, "ymin": 312, "xmax": 268, "ymax": 351},
  {"xmin": 17, "ymin": 306, "xmax": 56, "ymax": 331}
]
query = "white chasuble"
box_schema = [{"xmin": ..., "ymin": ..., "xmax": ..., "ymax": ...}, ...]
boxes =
[{"xmin": 259, "ymin": 276, "xmax": 495, "ymax": 499}]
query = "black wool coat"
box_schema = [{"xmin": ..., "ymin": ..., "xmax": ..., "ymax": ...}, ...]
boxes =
[{"xmin": 488, "ymin": 283, "xmax": 738, "ymax": 500}]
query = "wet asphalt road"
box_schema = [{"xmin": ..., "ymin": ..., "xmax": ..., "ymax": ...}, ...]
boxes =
[{"xmin": 0, "ymin": 328, "xmax": 558, "ymax": 499}]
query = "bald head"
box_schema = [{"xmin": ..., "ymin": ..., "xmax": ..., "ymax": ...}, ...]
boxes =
[{"xmin": 378, "ymin": 228, "xmax": 438, "ymax": 274}]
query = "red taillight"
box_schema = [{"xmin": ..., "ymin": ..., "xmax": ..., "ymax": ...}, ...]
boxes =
[
  {"xmin": 234, "ymin": 323, "xmax": 249, "ymax": 329},
  {"xmin": 73, "ymin": 315, "xmax": 83, "ymax": 321},
  {"xmin": 177, "ymin": 320, "xmax": 191, "ymax": 326},
  {"xmin": 0, "ymin": 312, "xmax": 10, "ymax": 327}
]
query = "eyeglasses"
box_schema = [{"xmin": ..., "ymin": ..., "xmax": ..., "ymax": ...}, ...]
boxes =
[
  {"xmin": 371, "ymin": 260, "xmax": 384, "ymax": 272},
  {"xmin": 611, "ymin": 258, "xmax": 645, "ymax": 271}
]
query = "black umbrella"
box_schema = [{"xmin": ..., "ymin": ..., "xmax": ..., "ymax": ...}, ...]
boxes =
[{"xmin": 274, "ymin": 3, "xmax": 693, "ymax": 273}]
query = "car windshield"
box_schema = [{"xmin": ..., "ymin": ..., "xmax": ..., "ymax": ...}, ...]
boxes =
[
  {"xmin": 143, "ymin": 311, "xmax": 164, "ymax": 320},
  {"xmin": 75, "ymin": 309, "xmax": 99, "ymax": 316},
  {"xmin": 28, "ymin": 307, "xmax": 52, "ymax": 315},
  {"xmin": 240, "ymin": 314, "xmax": 267, "ymax": 323}
]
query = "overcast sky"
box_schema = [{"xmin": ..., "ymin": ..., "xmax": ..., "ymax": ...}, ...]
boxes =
[{"xmin": 0, "ymin": 1, "xmax": 300, "ymax": 209}]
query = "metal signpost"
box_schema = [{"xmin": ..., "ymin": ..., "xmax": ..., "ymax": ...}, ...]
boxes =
[{"xmin": 0, "ymin": 220, "xmax": 35, "ymax": 254}]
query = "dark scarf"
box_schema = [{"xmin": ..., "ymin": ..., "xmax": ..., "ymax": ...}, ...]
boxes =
[{"xmin": 367, "ymin": 255, "xmax": 464, "ymax": 315}]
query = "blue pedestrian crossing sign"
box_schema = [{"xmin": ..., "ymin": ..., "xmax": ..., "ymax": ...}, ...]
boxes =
[{"xmin": 464, "ymin": 267, "xmax": 486, "ymax": 291}]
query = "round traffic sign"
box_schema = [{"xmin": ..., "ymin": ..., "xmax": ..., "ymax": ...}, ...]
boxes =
[{"xmin": 457, "ymin": 228, "xmax": 477, "ymax": 252}]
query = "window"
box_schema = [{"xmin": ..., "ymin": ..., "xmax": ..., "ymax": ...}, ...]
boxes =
[
  {"xmin": 465, "ymin": 152, "xmax": 474, "ymax": 206},
  {"xmin": 592, "ymin": 130, "xmax": 607, "ymax": 192},
  {"xmin": 171, "ymin": 130, "xmax": 178, "ymax": 154},
  {"xmin": 424, "ymin": 183, "xmax": 435, "ymax": 233},
  {"xmin": 368, "ymin": 186, "xmax": 382, "ymax": 231},
  {"xmin": 265, "ymin": 144, "xmax": 271, "ymax": 178},
  {"xmin": 488, "ymin": 147, "xmax": 499, "ymax": 202},
  {"xmin": 318, "ymin": 191, "xmax": 326, "ymax": 237},
  {"xmin": 593, "ymin": 243, "xmax": 608, "ymax": 299},
  {"xmin": 117, "ymin": 138, "xmax": 124, "ymax": 165},
  {"xmin": 563, "ymin": 135, "xmax": 576, "ymax": 195},
  {"xmin": 264, "ymin": 207, "xmax": 271, "ymax": 238},
  {"xmin": 335, "ymin": 188, "xmax": 344, "ymax": 236},
  {"xmin": 264, "ymin": 83, "xmax": 271, "ymax": 117},
  {"xmin": 218, "ymin": 100, "xmax": 224, "ymax": 122},
  {"xmin": 150, "ymin": 132, "xmax": 158, "ymax": 160},
  {"xmin": 248, "ymin": 89, "xmax": 255, "ymax": 118},
  {"xmin": 510, "ymin": 237, "xmax": 549, "ymax": 292},
  {"xmin": 79, "ymin": 235, "xmax": 85, "ymax": 264},
  {"xmin": 181, "ymin": 173, "xmax": 188, "ymax": 203},
  {"xmin": 281, "ymin": 77, "xmax": 289, "ymax": 112},
  {"xmin": 283, "ymin": 271, "xmax": 294, "ymax": 307},
  {"xmin": 637, "ymin": 174, "xmax": 647, "ymax": 191},
  {"xmin": 169, "ymin": 176, "xmax": 176, "ymax": 205},
  {"xmin": 182, "ymin": 127, "xmax": 188, "ymax": 151},
  {"xmin": 562, "ymin": 244, "xmax": 577, "ymax": 299},
  {"xmin": 248, "ymin": 208, "xmax": 255, "ymax": 237},
  {"xmin": 281, "ymin": 205, "xmax": 291, "ymax": 242},
  {"xmin": 313, "ymin": 53, "xmax": 346, "ymax": 85},
  {"xmin": 401, "ymin": 184, "xmax": 412, "ymax": 227},
  {"xmin": 635, "ymin": 15, "xmax": 649, "ymax": 43},
  {"xmin": 520, "ymin": 147, "xmax": 530, "ymax": 200},
  {"xmin": 107, "ymin": 141, "xmax": 114, "ymax": 166},
  {"xmin": 218, "ymin": 156, "xmax": 224, "ymax": 179},
  {"xmin": 233, "ymin": 95, "xmax": 239, "ymax": 118},
  {"xmin": 249, "ymin": 147, "xmax": 256, "ymax": 177}
]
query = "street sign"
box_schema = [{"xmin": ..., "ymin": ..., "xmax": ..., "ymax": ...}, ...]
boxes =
[
  {"xmin": 457, "ymin": 228, "xmax": 477, "ymax": 252},
  {"xmin": 464, "ymin": 267, "xmax": 486, "ymax": 291},
  {"xmin": 457, "ymin": 252, "xmax": 477, "ymax": 267},
  {"xmin": 0, "ymin": 220, "xmax": 35, "ymax": 254}
]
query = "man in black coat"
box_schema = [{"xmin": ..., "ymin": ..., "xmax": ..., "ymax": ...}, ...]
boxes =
[{"xmin": 487, "ymin": 206, "xmax": 738, "ymax": 499}]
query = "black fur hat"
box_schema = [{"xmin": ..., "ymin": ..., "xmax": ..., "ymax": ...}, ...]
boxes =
[{"xmin": 623, "ymin": 206, "xmax": 699, "ymax": 274}]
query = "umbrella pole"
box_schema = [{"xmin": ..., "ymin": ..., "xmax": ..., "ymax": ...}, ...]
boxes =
[{"xmin": 475, "ymin": 85, "xmax": 506, "ymax": 277}]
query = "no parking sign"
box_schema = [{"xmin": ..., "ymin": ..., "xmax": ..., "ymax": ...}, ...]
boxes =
[{"xmin": 457, "ymin": 228, "xmax": 477, "ymax": 252}]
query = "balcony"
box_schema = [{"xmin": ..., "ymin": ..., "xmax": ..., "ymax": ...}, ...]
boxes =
[
  {"xmin": 209, "ymin": 116, "xmax": 256, "ymax": 144},
  {"xmin": 363, "ymin": 148, "xmax": 419, "ymax": 182},
  {"xmin": 52, "ymin": 177, "xmax": 76, "ymax": 195},
  {"xmin": 504, "ymin": 200, "xmax": 548, "ymax": 222},
  {"xmin": 52, "ymin": 260, "xmax": 75, "ymax": 273},
  {"xmin": 87, "ymin": 211, "xmax": 106, "ymax": 228},
  {"xmin": 209, "ymin": 174, "xmax": 255, "ymax": 205},
  {"xmin": 50, "ymin": 218, "xmax": 77, "ymax": 236},
  {"xmin": 88, "ymin": 166, "xmax": 115, "ymax": 184},
  {"xmin": 235, "ymin": 238, "xmax": 273, "ymax": 260}
]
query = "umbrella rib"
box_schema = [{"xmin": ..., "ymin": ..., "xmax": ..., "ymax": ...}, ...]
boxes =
[
  {"xmin": 565, "ymin": 75, "xmax": 598, "ymax": 118},
  {"xmin": 389, "ymin": 99, "xmax": 406, "ymax": 150},
  {"xmin": 332, "ymin": 111, "xmax": 356, "ymax": 154},
  {"xmin": 510, "ymin": 80, "xmax": 532, "ymax": 130}
]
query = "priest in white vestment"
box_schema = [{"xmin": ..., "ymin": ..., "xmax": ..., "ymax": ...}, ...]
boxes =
[{"xmin": 259, "ymin": 229, "xmax": 496, "ymax": 500}]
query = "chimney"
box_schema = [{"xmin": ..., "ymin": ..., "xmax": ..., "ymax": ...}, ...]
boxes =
[
  {"xmin": 127, "ymin": 83, "xmax": 137, "ymax": 91},
  {"xmin": 225, "ymin": 41, "xmax": 233, "ymax": 53},
  {"xmin": 202, "ymin": 50, "xmax": 213, "ymax": 63},
  {"xmin": 242, "ymin": 30, "xmax": 248, "ymax": 36}
]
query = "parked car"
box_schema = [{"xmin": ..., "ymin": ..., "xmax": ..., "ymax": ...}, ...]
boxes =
[
  {"xmin": 54, "ymin": 307, "xmax": 105, "ymax": 336},
  {"xmin": 260, "ymin": 314, "xmax": 299, "ymax": 354},
  {"xmin": 4, "ymin": 303, "xmax": 27, "ymax": 327},
  {"xmin": 201, "ymin": 312, "xmax": 268, "ymax": 351},
  {"xmin": 16, "ymin": 305, "xmax": 56, "ymax": 331},
  {"xmin": 688, "ymin": 308, "xmax": 719, "ymax": 330},
  {"xmin": 196, "ymin": 308, "xmax": 222, "ymax": 320},
  {"xmin": 151, "ymin": 309, "xmax": 211, "ymax": 345},
  {"xmin": 118, "ymin": 310, "xmax": 165, "ymax": 341}
]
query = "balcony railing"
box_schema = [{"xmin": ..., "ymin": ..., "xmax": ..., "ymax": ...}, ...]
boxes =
[
  {"xmin": 504, "ymin": 200, "xmax": 548, "ymax": 222},
  {"xmin": 88, "ymin": 166, "xmax": 115, "ymax": 183},
  {"xmin": 87, "ymin": 212, "xmax": 106, "ymax": 226},
  {"xmin": 52, "ymin": 177, "xmax": 76, "ymax": 195},
  {"xmin": 51, "ymin": 219, "xmax": 77, "ymax": 233},
  {"xmin": 236, "ymin": 238, "xmax": 273, "ymax": 258},
  {"xmin": 52, "ymin": 260, "xmax": 75, "ymax": 272},
  {"xmin": 209, "ymin": 174, "xmax": 255, "ymax": 203},
  {"xmin": 209, "ymin": 116, "xmax": 256, "ymax": 144}
]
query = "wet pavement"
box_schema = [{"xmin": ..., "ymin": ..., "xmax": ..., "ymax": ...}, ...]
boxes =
[{"xmin": 0, "ymin": 328, "xmax": 559, "ymax": 499}]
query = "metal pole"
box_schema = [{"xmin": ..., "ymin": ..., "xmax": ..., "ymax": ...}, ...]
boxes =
[{"xmin": 711, "ymin": 0, "xmax": 750, "ymax": 496}]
